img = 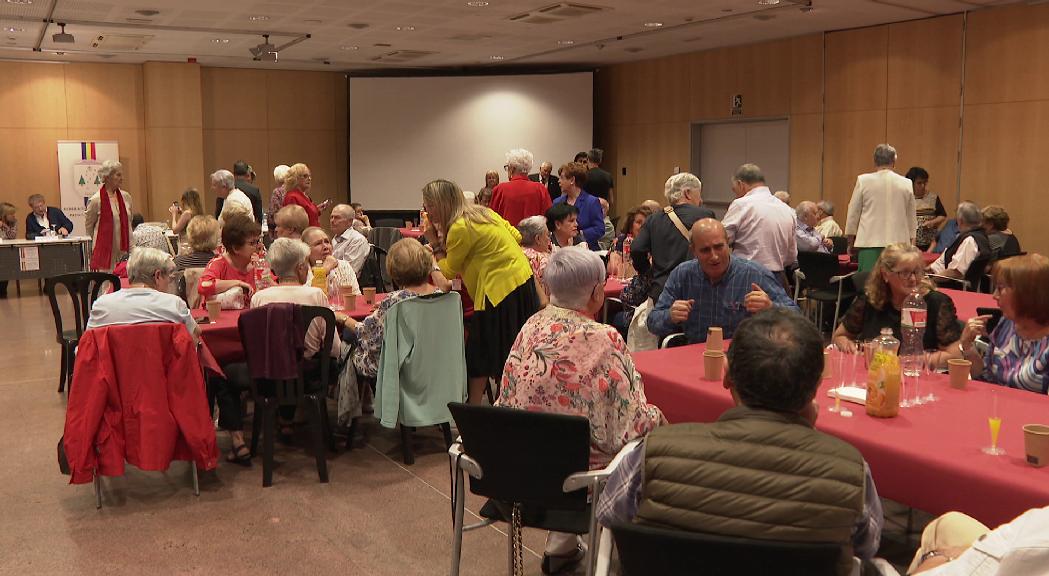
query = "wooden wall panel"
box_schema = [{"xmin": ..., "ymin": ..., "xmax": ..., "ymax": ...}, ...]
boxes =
[
  {"xmin": 63, "ymin": 64, "xmax": 144, "ymax": 129},
  {"xmin": 886, "ymin": 106, "xmax": 960, "ymax": 209},
  {"xmin": 965, "ymin": 3, "xmax": 1049, "ymax": 105},
  {"xmin": 143, "ymin": 62, "xmax": 202, "ymax": 128},
  {"xmin": 887, "ymin": 15, "xmax": 962, "ymax": 109},
  {"xmin": 609, "ymin": 124, "xmax": 638, "ymax": 209},
  {"xmin": 635, "ymin": 54, "xmax": 690, "ymax": 124},
  {"xmin": 0, "ymin": 63, "xmax": 67, "ymax": 129},
  {"xmin": 267, "ymin": 71, "xmax": 337, "ymax": 130},
  {"xmin": 0, "ymin": 128, "xmax": 67, "ymax": 210},
  {"xmin": 201, "ymin": 68, "xmax": 268, "ymax": 129},
  {"xmin": 822, "ymin": 110, "xmax": 887, "ymax": 227},
  {"xmin": 202, "ymin": 129, "xmax": 271, "ymax": 193},
  {"xmin": 825, "ymin": 26, "xmax": 888, "ymax": 113},
  {"xmin": 689, "ymin": 47, "xmax": 736, "ymax": 120},
  {"xmin": 268, "ymin": 130, "xmax": 339, "ymax": 203},
  {"xmin": 791, "ymin": 34, "xmax": 824, "ymax": 115},
  {"xmin": 634, "ymin": 122, "xmax": 690, "ymax": 206},
  {"xmin": 145, "ymin": 128, "xmax": 205, "ymax": 217},
  {"xmin": 789, "ymin": 114, "xmax": 822, "ymax": 203},
  {"xmin": 737, "ymin": 39, "xmax": 792, "ymax": 119}
]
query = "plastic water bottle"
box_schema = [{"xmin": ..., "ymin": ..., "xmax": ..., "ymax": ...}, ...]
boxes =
[{"xmin": 900, "ymin": 288, "xmax": 927, "ymax": 377}]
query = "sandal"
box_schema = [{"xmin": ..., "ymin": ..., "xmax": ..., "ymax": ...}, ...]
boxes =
[{"xmin": 226, "ymin": 443, "xmax": 252, "ymax": 467}]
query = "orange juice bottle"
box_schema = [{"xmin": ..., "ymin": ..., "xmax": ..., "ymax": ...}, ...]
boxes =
[{"xmin": 866, "ymin": 328, "xmax": 901, "ymax": 418}]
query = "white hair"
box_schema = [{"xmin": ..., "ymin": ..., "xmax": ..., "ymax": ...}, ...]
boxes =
[
  {"xmin": 99, "ymin": 159, "xmax": 123, "ymax": 179},
  {"xmin": 517, "ymin": 216, "xmax": 548, "ymax": 247},
  {"xmin": 127, "ymin": 247, "xmax": 174, "ymax": 286},
  {"xmin": 462, "ymin": 190, "xmax": 476, "ymax": 205},
  {"xmin": 505, "ymin": 148, "xmax": 534, "ymax": 176},
  {"xmin": 795, "ymin": 200, "xmax": 817, "ymax": 219},
  {"xmin": 874, "ymin": 144, "xmax": 897, "ymax": 167},
  {"xmin": 267, "ymin": 237, "xmax": 311, "ymax": 279},
  {"xmin": 817, "ymin": 200, "xmax": 835, "ymax": 216},
  {"xmin": 210, "ymin": 169, "xmax": 235, "ymax": 190},
  {"xmin": 957, "ymin": 201, "xmax": 983, "ymax": 227},
  {"xmin": 774, "ymin": 190, "xmax": 791, "ymax": 204},
  {"xmin": 664, "ymin": 172, "xmax": 702, "ymax": 204},
  {"xmin": 273, "ymin": 164, "xmax": 290, "ymax": 183},
  {"xmin": 544, "ymin": 247, "xmax": 605, "ymax": 310}
]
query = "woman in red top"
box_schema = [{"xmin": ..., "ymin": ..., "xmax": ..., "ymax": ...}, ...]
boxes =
[
  {"xmin": 198, "ymin": 213, "xmax": 260, "ymax": 307},
  {"xmin": 281, "ymin": 163, "xmax": 329, "ymax": 228}
]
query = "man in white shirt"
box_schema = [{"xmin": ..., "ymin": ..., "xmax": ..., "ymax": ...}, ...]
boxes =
[
  {"xmin": 928, "ymin": 202, "xmax": 992, "ymax": 287},
  {"xmin": 815, "ymin": 200, "xmax": 844, "ymax": 238},
  {"xmin": 908, "ymin": 506, "xmax": 1049, "ymax": 575},
  {"xmin": 721, "ymin": 163, "xmax": 797, "ymax": 278},
  {"xmin": 844, "ymin": 144, "xmax": 916, "ymax": 272},
  {"xmin": 329, "ymin": 204, "xmax": 370, "ymax": 275},
  {"xmin": 212, "ymin": 169, "xmax": 254, "ymax": 224}
]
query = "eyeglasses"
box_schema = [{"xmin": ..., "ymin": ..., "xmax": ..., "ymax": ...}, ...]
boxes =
[{"xmin": 890, "ymin": 269, "xmax": 924, "ymax": 280}]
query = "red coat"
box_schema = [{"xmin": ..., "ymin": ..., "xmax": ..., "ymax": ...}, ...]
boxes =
[
  {"xmin": 63, "ymin": 323, "xmax": 219, "ymax": 484},
  {"xmin": 282, "ymin": 188, "xmax": 321, "ymax": 228},
  {"xmin": 491, "ymin": 175, "xmax": 552, "ymax": 227}
]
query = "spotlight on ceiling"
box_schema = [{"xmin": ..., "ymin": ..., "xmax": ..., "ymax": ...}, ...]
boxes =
[
  {"xmin": 52, "ymin": 22, "xmax": 74, "ymax": 43},
  {"xmin": 249, "ymin": 34, "xmax": 278, "ymax": 62}
]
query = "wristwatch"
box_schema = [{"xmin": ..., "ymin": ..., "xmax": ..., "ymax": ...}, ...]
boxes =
[{"xmin": 920, "ymin": 549, "xmax": 954, "ymax": 564}]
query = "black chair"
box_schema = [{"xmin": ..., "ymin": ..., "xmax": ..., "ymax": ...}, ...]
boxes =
[
  {"xmin": 611, "ymin": 522, "xmax": 843, "ymax": 576},
  {"xmin": 44, "ymin": 272, "xmax": 120, "ymax": 393},
  {"xmin": 829, "ymin": 236, "xmax": 849, "ymax": 255},
  {"xmin": 793, "ymin": 251, "xmax": 856, "ymax": 332},
  {"xmin": 240, "ymin": 305, "xmax": 337, "ymax": 487},
  {"xmin": 360, "ymin": 244, "xmax": 393, "ymax": 292},
  {"xmin": 447, "ymin": 403, "xmax": 616, "ymax": 576},
  {"xmin": 374, "ymin": 217, "xmax": 405, "ymax": 229},
  {"xmin": 368, "ymin": 226, "xmax": 404, "ymax": 252}
]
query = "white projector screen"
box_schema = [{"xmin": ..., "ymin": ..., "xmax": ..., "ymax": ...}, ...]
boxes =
[{"xmin": 350, "ymin": 72, "xmax": 594, "ymax": 210}]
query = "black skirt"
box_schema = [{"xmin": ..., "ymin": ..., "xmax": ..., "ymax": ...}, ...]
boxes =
[{"xmin": 466, "ymin": 279, "xmax": 540, "ymax": 378}]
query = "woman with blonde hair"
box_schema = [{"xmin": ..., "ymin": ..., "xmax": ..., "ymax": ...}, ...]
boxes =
[
  {"xmin": 282, "ymin": 163, "xmax": 329, "ymax": 228},
  {"xmin": 422, "ymin": 179, "xmax": 538, "ymax": 404},
  {"xmin": 833, "ymin": 242, "xmax": 962, "ymax": 369},
  {"xmin": 168, "ymin": 188, "xmax": 204, "ymax": 236},
  {"xmin": 85, "ymin": 159, "xmax": 133, "ymax": 271},
  {"xmin": 0, "ymin": 202, "xmax": 16, "ymax": 298},
  {"xmin": 174, "ymin": 215, "xmax": 220, "ymax": 271}
]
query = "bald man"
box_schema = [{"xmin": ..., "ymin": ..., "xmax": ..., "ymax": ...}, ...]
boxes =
[
  {"xmin": 330, "ymin": 204, "xmax": 370, "ymax": 274},
  {"xmin": 529, "ymin": 161, "xmax": 561, "ymax": 201},
  {"xmin": 647, "ymin": 219, "xmax": 799, "ymax": 344}
]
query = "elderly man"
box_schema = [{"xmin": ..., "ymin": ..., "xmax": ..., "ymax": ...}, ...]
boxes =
[
  {"xmin": 212, "ymin": 169, "xmax": 254, "ymax": 222},
  {"xmin": 86, "ymin": 247, "xmax": 200, "ymax": 343},
  {"xmin": 928, "ymin": 202, "xmax": 992, "ymax": 287},
  {"xmin": 529, "ymin": 160, "xmax": 561, "ymax": 201},
  {"xmin": 598, "ymin": 308, "xmax": 882, "ymax": 574},
  {"xmin": 329, "ymin": 204, "xmax": 370, "ymax": 274},
  {"xmin": 490, "ymin": 148, "xmax": 552, "ymax": 227},
  {"xmin": 648, "ymin": 219, "xmax": 798, "ymax": 344},
  {"xmin": 816, "ymin": 200, "xmax": 844, "ymax": 238},
  {"xmin": 25, "ymin": 194, "xmax": 74, "ymax": 238},
  {"xmin": 795, "ymin": 201, "xmax": 833, "ymax": 254},
  {"xmin": 232, "ymin": 160, "xmax": 263, "ymax": 223},
  {"xmin": 598, "ymin": 198, "xmax": 616, "ymax": 251},
  {"xmin": 272, "ymin": 204, "xmax": 309, "ymax": 240},
  {"xmin": 844, "ymin": 144, "xmax": 917, "ymax": 272},
  {"xmin": 721, "ymin": 163, "xmax": 797, "ymax": 281},
  {"xmin": 774, "ymin": 190, "xmax": 791, "ymax": 205}
]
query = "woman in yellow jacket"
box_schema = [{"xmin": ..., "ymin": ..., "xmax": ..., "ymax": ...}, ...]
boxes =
[{"xmin": 422, "ymin": 179, "xmax": 539, "ymax": 404}]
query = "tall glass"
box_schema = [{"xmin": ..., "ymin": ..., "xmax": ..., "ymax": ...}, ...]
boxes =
[
  {"xmin": 923, "ymin": 349, "xmax": 940, "ymax": 403},
  {"xmin": 982, "ymin": 391, "xmax": 1005, "ymax": 456}
]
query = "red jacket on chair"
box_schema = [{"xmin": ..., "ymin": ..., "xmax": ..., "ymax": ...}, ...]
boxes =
[{"xmin": 62, "ymin": 323, "xmax": 219, "ymax": 484}]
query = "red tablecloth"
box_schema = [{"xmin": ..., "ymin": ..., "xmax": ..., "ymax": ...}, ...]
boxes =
[
  {"xmin": 398, "ymin": 227, "xmax": 424, "ymax": 239},
  {"xmin": 941, "ymin": 288, "xmax": 997, "ymax": 322},
  {"xmin": 192, "ymin": 309, "xmax": 247, "ymax": 365},
  {"xmin": 604, "ymin": 277, "xmax": 625, "ymax": 299},
  {"xmin": 634, "ymin": 343, "xmax": 1049, "ymax": 526}
]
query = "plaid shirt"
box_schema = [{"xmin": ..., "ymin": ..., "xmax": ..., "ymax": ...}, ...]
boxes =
[{"xmin": 647, "ymin": 256, "xmax": 799, "ymax": 344}]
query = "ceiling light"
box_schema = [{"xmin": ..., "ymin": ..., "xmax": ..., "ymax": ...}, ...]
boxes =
[
  {"xmin": 248, "ymin": 15, "xmax": 270, "ymax": 21},
  {"xmin": 557, "ymin": 40, "xmax": 574, "ymax": 45},
  {"xmin": 3, "ymin": 26, "xmax": 23, "ymax": 32},
  {"xmin": 466, "ymin": 1, "xmax": 489, "ymax": 5},
  {"xmin": 395, "ymin": 25, "xmax": 416, "ymax": 31},
  {"xmin": 303, "ymin": 18, "xmax": 323, "ymax": 24},
  {"xmin": 52, "ymin": 22, "xmax": 74, "ymax": 44},
  {"xmin": 643, "ymin": 22, "xmax": 663, "ymax": 28},
  {"xmin": 490, "ymin": 55, "xmax": 504, "ymax": 60},
  {"xmin": 757, "ymin": 0, "xmax": 780, "ymax": 4},
  {"xmin": 212, "ymin": 38, "xmax": 230, "ymax": 44},
  {"xmin": 5, "ymin": 0, "xmax": 33, "ymax": 4},
  {"xmin": 339, "ymin": 45, "xmax": 359, "ymax": 51},
  {"xmin": 135, "ymin": 9, "xmax": 159, "ymax": 16}
]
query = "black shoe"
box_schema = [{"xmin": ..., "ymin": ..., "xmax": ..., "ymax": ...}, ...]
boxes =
[{"xmin": 541, "ymin": 545, "xmax": 584, "ymax": 575}]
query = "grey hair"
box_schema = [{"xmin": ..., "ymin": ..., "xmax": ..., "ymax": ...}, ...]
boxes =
[
  {"xmin": 733, "ymin": 163, "xmax": 765, "ymax": 185},
  {"xmin": 331, "ymin": 203, "xmax": 355, "ymax": 219},
  {"xmin": 127, "ymin": 247, "xmax": 174, "ymax": 286},
  {"xmin": 505, "ymin": 148, "xmax": 534, "ymax": 175},
  {"xmin": 517, "ymin": 216, "xmax": 548, "ymax": 247},
  {"xmin": 211, "ymin": 169, "xmax": 235, "ymax": 190},
  {"xmin": 273, "ymin": 164, "xmax": 290, "ymax": 183},
  {"xmin": 544, "ymin": 247, "xmax": 605, "ymax": 310},
  {"xmin": 664, "ymin": 172, "xmax": 702, "ymax": 204},
  {"xmin": 957, "ymin": 201, "xmax": 983, "ymax": 227},
  {"xmin": 774, "ymin": 190, "xmax": 791, "ymax": 203},
  {"xmin": 874, "ymin": 144, "xmax": 897, "ymax": 167},
  {"xmin": 817, "ymin": 200, "xmax": 835, "ymax": 216},
  {"xmin": 795, "ymin": 200, "xmax": 817, "ymax": 219},
  {"xmin": 98, "ymin": 159, "xmax": 123, "ymax": 179},
  {"xmin": 587, "ymin": 148, "xmax": 604, "ymax": 164},
  {"xmin": 27, "ymin": 193, "xmax": 45, "ymax": 205},
  {"xmin": 267, "ymin": 237, "xmax": 311, "ymax": 279}
]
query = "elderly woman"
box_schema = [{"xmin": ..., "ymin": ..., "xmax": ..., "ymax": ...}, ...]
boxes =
[
  {"xmin": 518, "ymin": 215, "xmax": 552, "ymax": 307},
  {"xmin": 545, "ymin": 203, "xmax": 583, "ymax": 249},
  {"xmin": 907, "ymin": 167, "xmax": 947, "ymax": 252},
  {"xmin": 554, "ymin": 161, "xmax": 604, "ymax": 250},
  {"xmin": 197, "ymin": 213, "xmax": 259, "ymax": 307},
  {"xmin": 267, "ymin": 164, "xmax": 290, "ymax": 230},
  {"xmin": 0, "ymin": 202, "xmax": 17, "ymax": 298},
  {"xmin": 301, "ymin": 226, "xmax": 360, "ymax": 295},
  {"xmin": 113, "ymin": 220, "xmax": 171, "ymax": 278},
  {"xmin": 490, "ymin": 148, "xmax": 551, "ymax": 227},
  {"xmin": 168, "ymin": 188, "xmax": 204, "ymax": 236},
  {"xmin": 833, "ymin": 242, "xmax": 962, "ymax": 368},
  {"xmin": 282, "ymin": 163, "xmax": 329, "ymax": 228},
  {"xmin": 496, "ymin": 247, "xmax": 665, "ymax": 571},
  {"xmin": 982, "ymin": 205, "xmax": 1022, "ymax": 260},
  {"xmin": 273, "ymin": 204, "xmax": 309, "ymax": 240},
  {"xmin": 85, "ymin": 159, "xmax": 133, "ymax": 271},
  {"xmin": 607, "ymin": 205, "xmax": 652, "ymax": 278},
  {"xmin": 423, "ymin": 178, "xmax": 539, "ymax": 404},
  {"xmin": 475, "ymin": 187, "xmax": 493, "ymax": 208},
  {"xmin": 213, "ymin": 169, "xmax": 253, "ymax": 224},
  {"xmin": 959, "ymin": 254, "xmax": 1049, "ymax": 394},
  {"xmin": 174, "ymin": 215, "xmax": 220, "ymax": 271}
]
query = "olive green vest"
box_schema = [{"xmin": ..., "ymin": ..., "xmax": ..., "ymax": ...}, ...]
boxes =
[{"xmin": 635, "ymin": 407, "xmax": 866, "ymax": 575}]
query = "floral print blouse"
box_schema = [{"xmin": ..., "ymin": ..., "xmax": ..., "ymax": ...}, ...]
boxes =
[
  {"xmin": 522, "ymin": 247, "xmax": 550, "ymax": 291},
  {"xmin": 497, "ymin": 305, "xmax": 666, "ymax": 468},
  {"xmin": 351, "ymin": 288, "xmax": 434, "ymax": 378}
]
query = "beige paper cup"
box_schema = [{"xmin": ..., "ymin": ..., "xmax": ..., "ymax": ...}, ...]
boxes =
[
  {"xmin": 947, "ymin": 358, "xmax": 971, "ymax": 390},
  {"xmin": 1023, "ymin": 424, "xmax": 1049, "ymax": 468},
  {"xmin": 703, "ymin": 350, "xmax": 724, "ymax": 381},
  {"xmin": 206, "ymin": 299, "xmax": 222, "ymax": 323},
  {"xmin": 362, "ymin": 286, "xmax": 376, "ymax": 304},
  {"xmin": 822, "ymin": 350, "xmax": 832, "ymax": 380},
  {"xmin": 707, "ymin": 327, "xmax": 723, "ymax": 352},
  {"xmin": 342, "ymin": 290, "xmax": 357, "ymax": 311}
]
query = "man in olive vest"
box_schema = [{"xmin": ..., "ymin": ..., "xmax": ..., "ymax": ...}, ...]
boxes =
[{"xmin": 597, "ymin": 308, "xmax": 883, "ymax": 573}]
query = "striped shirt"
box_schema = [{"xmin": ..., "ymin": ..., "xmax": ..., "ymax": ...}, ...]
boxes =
[{"xmin": 986, "ymin": 318, "xmax": 1049, "ymax": 394}]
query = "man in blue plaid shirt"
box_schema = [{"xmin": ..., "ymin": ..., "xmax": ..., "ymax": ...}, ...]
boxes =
[{"xmin": 647, "ymin": 218, "xmax": 799, "ymax": 344}]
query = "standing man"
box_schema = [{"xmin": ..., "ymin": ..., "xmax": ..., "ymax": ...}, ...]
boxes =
[
  {"xmin": 233, "ymin": 160, "xmax": 263, "ymax": 224},
  {"xmin": 329, "ymin": 204, "xmax": 370, "ymax": 275},
  {"xmin": 721, "ymin": 163, "xmax": 797, "ymax": 283},
  {"xmin": 490, "ymin": 148, "xmax": 552, "ymax": 227},
  {"xmin": 25, "ymin": 194, "xmax": 74, "ymax": 238},
  {"xmin": 844, "ymin": 144, "xmax": 916, "ymax": 272},
  {"xmin": 584, "ymin": 148, "xmax": 615, "ymax": 206},
  {"xmin": 529, "ymin": 161, "xmax": 561, "ymax": 202}
]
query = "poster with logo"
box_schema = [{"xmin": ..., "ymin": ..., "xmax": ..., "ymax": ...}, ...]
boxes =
[{"xmin": 57, "ymin": 141, "xmax": 119, "ymax": 236}]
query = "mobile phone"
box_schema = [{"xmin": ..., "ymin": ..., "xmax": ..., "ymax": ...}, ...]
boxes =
[{"xmin": 976, "ymin": 307, "xmax": 1003, "ymax": 334}]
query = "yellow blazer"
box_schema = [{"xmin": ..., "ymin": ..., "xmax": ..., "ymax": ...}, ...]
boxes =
[{"xmin": 437, "ymin": 210, "xmax": 532, "ymax": 311}]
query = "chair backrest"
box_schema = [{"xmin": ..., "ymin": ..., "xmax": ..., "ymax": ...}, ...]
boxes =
[
  {"xmin": 183, "ymin": 267, "xmax": 205, "ymax": 308},
  {"xmin": 796, "ymin": 251, "xmax": 841, "ymax": 290},
  {"xmin": 44, "ymin": 272, "xmax": 120, "ymax": 340},
  {"xmin": 361, "ymin": 244, "xmax": 393, "ymax": 292},
  {"xmin": 238, "ymin": 304, "xmax": 335, "ymax": 406},
  {"xmin": 370, "ymin": 227, "xmax": 403, "ymax": 252},
  {"xmin": 829, "ymin": 236, "xmax": 848, "ymax": 255},
  {"xmin": 448, "ymin": 403, "xmax": 590, "ymax": 510},
  {"xmin": 374, "ymin": 218, "xmax": 406, "ymax": 229},
  {"xmin": 612, "ymin": 522, "xmax": 842, "ymax": 576}
]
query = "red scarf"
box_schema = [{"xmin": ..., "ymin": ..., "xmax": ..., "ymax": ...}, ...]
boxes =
[{"xmin": 90, "ymin": 185, "xmax": 130, "ymax": 271}]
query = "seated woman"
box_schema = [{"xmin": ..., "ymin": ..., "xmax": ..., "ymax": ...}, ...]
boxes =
[
  {"xmin": 544, "ymin": 203, "xmax": 584, "ymax": 249},
  {"xmin": 174, "ymin": 215, "xmax": 220, "ymax": 271},
  {"xmin": 0, "ymin": 202, "xmax": 17, "ymax": 298},
  {"xmin": 517, "ymin": 215, "xmax": 551, "ymax": 304},
  {"xmin": 959, "ymin": 253, "xmax": 1049, "ymax": 394},
  {"xmin": 301, "ymin": 226, "xmax": 360, "ymax": 295},
  {"xmin": 113, "ymin": 220, "xmax": 172, "ymax": 278},
  {"xmin": 607, "ymin": 205, "xmax": 651, "ymax": 278},
  {"xmin": 496, "ymin": 247, "xmax": 665, "ymax": 572},
  {"xmin": 198, "ymin": 213, "xmax": 259, "ymax": 308},
  {"xmin": 86, "ymin": 247, "xmax": 199, "ymax": 342},
  {"xmin": 982, "ymin": 205, "xmax": 1022, "ymax": 260},
  {"xmin": 339, "ymin": 238, "xmax": 441, "ymax": 378},
  {"xmin": 833, "ymin": 242, "xmax": 962, "ymax": 369}
]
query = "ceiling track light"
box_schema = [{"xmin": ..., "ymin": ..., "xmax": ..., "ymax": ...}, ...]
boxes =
[
  {"xmin": 249, "ymin": 33, "xmax": 278, "ymax": 62},
  {"xmin": 52, "ymin": 22, "xmax": 74, "ymax": 43}
]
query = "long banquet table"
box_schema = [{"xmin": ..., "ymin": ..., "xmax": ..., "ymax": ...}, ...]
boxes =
[{"xmin": 633, "ymin": 343, "xmax": 1049, "ymax": 527}]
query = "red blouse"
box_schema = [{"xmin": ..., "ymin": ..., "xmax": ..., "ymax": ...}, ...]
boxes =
[
  {"xmin": 283, "ymin": 188, "xmax": 321, "ymax": 228},
  {"xmin": 197, "ymin": 255, "xmax": 256, "ymax": 307}
]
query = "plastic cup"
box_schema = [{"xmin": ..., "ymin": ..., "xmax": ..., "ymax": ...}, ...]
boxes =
[
  {"xmin": 703, "ymin": 350, "xmax": 724, "ymax": 381},
  {"xmin": 206, "ymin": 299, "xmax": 222, "ymax": 323},
  {"xmin": 947, "ymin": 358, "xmax": 971, "ymax": 390},
  {"xmin": 1023, "ymin": 424, "xmax": 1049, "ymax": 467},
  {"xmin": 707, "ymin": 327, "xmax": 723, "ymax": 352},
  {"xmin": 362, "ymin": 286, "xmax": 376, "ymax": 305}
]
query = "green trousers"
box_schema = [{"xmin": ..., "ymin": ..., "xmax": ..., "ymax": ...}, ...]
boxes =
[{"xmin": 856, "ymin": 247, "xmax": 884, "ymax": 272}]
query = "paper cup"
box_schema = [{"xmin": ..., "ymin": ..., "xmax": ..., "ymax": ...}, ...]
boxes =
[
  {"xmin": 206, "ymin": 299, "xmax": 222, "ymax": 323},
  {"xmin": 947, "ymin": 358, "xmax": 971, "ymax": 390},
  {"xmin": 1023, "ymin": 424, "xmax": 1049, "ymax": 468},
  {"xmin": 707, "ymin": 327, "xmax": 723, "ymax": 352},
  {"xmin": 362, "ymin": 287, "xmax": 376, "ymax": 305},
  {"xmin": 405, "ymin": 220, "xmax": 414, "ymax": 229},
  {"xmin": 340, "ymin": 287, "xmax": 357, "ymax": 311},
  {"xmin": 822, "ymin": 350, "xmax": 833, "ymax": 380},
  {"xmin": 703, "ymin": 350, "xmax": 724, "ymax": 381}
]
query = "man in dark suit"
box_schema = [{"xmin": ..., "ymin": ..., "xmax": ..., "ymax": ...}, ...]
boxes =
[
  {"xmin": 528, "ymin": 161, "xmax": 561, "ymax": 202},
  {"xmin": 25, "ymin": 194, "xmax": 74, "ymax": 238},
  {"xmin": 232, "ymin": 160, "xmax": 263, "ymax": 223}
]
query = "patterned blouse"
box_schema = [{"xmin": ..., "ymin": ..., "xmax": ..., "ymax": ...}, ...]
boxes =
[
  {"xmin": 1, "ymin": 220, "xmax": 15, "ymax": 240},
  {"xmin": 522, "ymin": 247, "xmax": 550, "ymax": 291},
  {"xmin": 497, "ymin": 305, "xmax": 666, "ymax": 468},
  {"xmin": 986, "ymin": 318, "xmax": 1049, "ymax": 394},
  {"xmin": 351, "ymin": 288, "xmax": 435, "ymax": 378}
]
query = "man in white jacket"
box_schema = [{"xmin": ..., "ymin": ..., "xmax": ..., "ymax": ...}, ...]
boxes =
[{"xmin": 844, "ymin": 144, "xmax": 917, "ymax": 272}]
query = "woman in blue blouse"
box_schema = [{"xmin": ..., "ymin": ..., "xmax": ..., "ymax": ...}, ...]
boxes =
[{"xmin": 959, "ymin": 254, "xmax": 1049, "ymax": 394}]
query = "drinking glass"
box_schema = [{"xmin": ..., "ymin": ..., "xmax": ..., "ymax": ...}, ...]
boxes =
[
  {"xmin": 982, "ymin": 391, "xmax": 1006, "ymax": 456},
  {"xmin": 923, "ymin": 349, "xmax": 940, "ymax": 403}
]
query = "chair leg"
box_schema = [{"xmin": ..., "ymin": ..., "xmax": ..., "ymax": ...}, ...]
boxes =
[
  {"xmin": 450, "ymin": 465, "xmax": 466, "ymax": 576},
  {"xmin": 400, "ymin": 424, "xmax": 415, "ymax": 465},
  {"xmin": 318, "ymin": 393, "xmax": 336, "ymax": 452},
  {"xmin": 191, "ymin": 461, "xmax": 200, "ymax": 496},
  {"xmin": 94, "ymin": 474, "xmax": 102, "ymax": 509},
  {"xmin": 440, "ymin": 422, "xmax": 453, "ymax": 449},
  {"xmin": 58, "ymin": 344, "xmax": 68, "ymax": 393},
  {"xmin": 306, "ymin": 394, "xmax": 330, "ymax": 483},
  {"xmin": 262, "ymin": 398, "xmax": 276, "ymax": 487},
  {"xmin": 66, "ymin": 344, "xmax": 77, "ymax": 393},
  {"xmin": 249, "ymin": 397, "xmax": 262, "ymax": 457}
]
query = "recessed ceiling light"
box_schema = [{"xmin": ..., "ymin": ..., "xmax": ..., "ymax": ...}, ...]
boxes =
[
  {"xmin": 135, "ymin": 9, "xmax": 159, "ymax": 16},
  {"xmin": 212, "ymin": 38, "xmax": 230, "ymax": 44},
  {"xmin": 757, "ymin": 0, "xmax": 780, "ymax": 4},
  {"xmin": 5, "ymin": 0, "xmax": 33, "ymax": 4},
  {"xmin": 248, "ymin": 15, "xmax": 269, "ymax": 21},
  {"xmin": 557, "ymin": 40, "xmax": 574, "ymax": 46},
  {"xmin": 303, "ymin": 18, "xmax": 323, "ymax": 24},
  {"xmin": 339, "ymin": 45, "xmax": 359, "ymax": 51},
  {"xmin": 466, "ymin": 0, "xmax": 489, "ymax": 5},
  {"xmin": 643, "ymin": 22, "xmax": 663, "ymax": 28},
  {"xmin": 3, "ymin": 26, "xmax": 23, "ymax": 32},
  {"xmin": 395, "ymin": 25, "xmax": 415, "ymax": 31},
  {"xmin": 490, "ymin": 55, "xmax": 504, "ymax": 60}
]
